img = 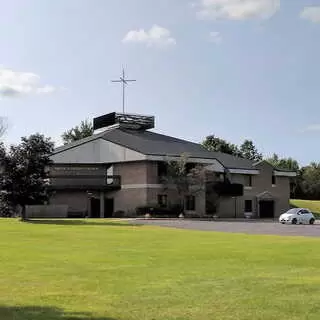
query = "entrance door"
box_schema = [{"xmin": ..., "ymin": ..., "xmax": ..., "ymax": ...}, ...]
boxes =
[
  {"xmin": 90, "ymin": 198, "xmax": 101, "ymax": 218},
  {"xmin": 104, "ymin": 198, "xmax": 114, "ymax": 218},
  {"xmin": 259, "ymin": 200, "xmax": 274, "ymax": 219}
]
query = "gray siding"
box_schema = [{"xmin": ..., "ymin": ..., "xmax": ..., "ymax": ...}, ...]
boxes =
[
  {"xmin": 215, "ymin": 162, "xmax": 291, "ymax": 218},
  {"xmin": 51, "ymin": 139, "xmax": 145, "ymax": 164}
]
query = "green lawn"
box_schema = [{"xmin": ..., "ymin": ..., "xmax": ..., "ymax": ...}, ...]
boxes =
[
  {"xmin": 0, "ymin": 219, "xmax": 319, "ymax": 320},
  {"xmin": 291, "ymin": 199, "xmax": 320, "ymax": 217}
]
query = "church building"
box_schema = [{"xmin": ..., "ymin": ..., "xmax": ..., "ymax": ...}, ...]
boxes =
[{"xmin": 48, "ymin": 112, "xmax": 295, "ymax": 219}]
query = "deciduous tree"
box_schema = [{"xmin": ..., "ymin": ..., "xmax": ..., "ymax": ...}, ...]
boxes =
[
  {"xmin": 202, "ymin": 135, "xmax": 240, "ymax": 156},
  {"xmin": 299, "ymin": 163, "xmax": 320, "ymax": 200},
  {"xmin": 62, "ymin": 119, "xmax": 93, "ymax": 145},
  {"xmin": 161, "ymin": 154, "xmax": 215, "ymax": 214},
  {"xmin": 0, "ymin": 134, "xmax": 54, "ymax": 220},
  {"xmin": 239, "ymin": 140, "xmax": 262, "ymax": 162},
  {"xmin": 266, "ymin": 153, "xmax": 299, "ymax": 171}
]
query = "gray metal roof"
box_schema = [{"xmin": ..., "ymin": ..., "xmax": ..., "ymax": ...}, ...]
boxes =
[{"xmin": 53, "ymin": 128, "xmax": 256, "ymax": 170}]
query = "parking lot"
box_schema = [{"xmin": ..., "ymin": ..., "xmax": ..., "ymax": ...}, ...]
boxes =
[{"xmin": 134, "ymin": 219, "xmax": 320, "ymax": 237}]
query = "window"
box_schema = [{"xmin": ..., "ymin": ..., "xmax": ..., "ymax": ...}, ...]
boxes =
[
  {"xmin": 245, "ymin": 200, "xmax": 253, "ymax": 213},
  {"xmin": 215, "ymin": 173, "xmax": 225, "ymax": 182},
  {"xmin": 157, "ymin": 195, "xmax": 168, "ymax": 208},
  {"xmin": 185, "ymin": 195, "xmax": 196, "ymax": 211},
  {"xmin": 272, "ymin": 175, "xmax": 276, "ymax": 185},
  {"xmin": 244, "ymin": 175, "xmax": 252, "ymax": 187},
  {"xmin": 186, "ymin": 163, "xmax": 196, "ymax": 174},
  {"xmin": 290, "ymin": 182, "xmax": 296, "ymax": 195},
  {"xmin": 157, "ymin": 162, "xmax": 168, "ymax": 183}
]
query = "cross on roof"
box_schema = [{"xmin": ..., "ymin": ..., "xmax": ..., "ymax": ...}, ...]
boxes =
[{"xmin": 111, "ymin": 69, "xmax": 136, "ymax": 114}]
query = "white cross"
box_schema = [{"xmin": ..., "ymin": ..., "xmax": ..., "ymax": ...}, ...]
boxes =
[{"xmin": 111, "ymin": 69, "xmax": 136, "ymax": 114}]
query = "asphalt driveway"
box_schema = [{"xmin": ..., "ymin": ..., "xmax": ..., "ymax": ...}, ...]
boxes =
[{"xmin": 134, "ymin": 219, "xmax": 320, "ymax": 237}]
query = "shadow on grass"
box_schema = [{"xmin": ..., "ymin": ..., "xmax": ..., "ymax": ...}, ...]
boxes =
[
  {"xmin": 0, "ymin": 305, "xmax": 118, "ymax": 320},
  {"xmin": 25, "ymin": 219, "xmax": 142, "ymax": 227}
]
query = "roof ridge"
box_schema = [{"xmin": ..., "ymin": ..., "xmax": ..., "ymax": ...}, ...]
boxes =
[
  {"xmin": 121, "ymin": 128, "xmax": 203, "ymax": 144},
  {"xmin": 52, "ymin": 127, "xmax": 256, "ymax": 170}
]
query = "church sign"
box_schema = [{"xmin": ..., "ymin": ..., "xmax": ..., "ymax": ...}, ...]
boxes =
[{"xmin": 50, "ymin": 165, "xmax": 106, "ymax": 177}]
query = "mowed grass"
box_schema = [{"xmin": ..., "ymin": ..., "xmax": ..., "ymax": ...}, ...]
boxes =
[
  {"xmin": 0, "ymin": 219, "xmax": 319, "ymax": 320},
  {"xmin": 291, "ymin": 199, "xmax": 320, "ymax": 218}
]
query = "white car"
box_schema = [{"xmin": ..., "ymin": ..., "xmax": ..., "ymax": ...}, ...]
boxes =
[{"xmin": 279, "ymin": 208, "xmax": 316, "ymax": 225}]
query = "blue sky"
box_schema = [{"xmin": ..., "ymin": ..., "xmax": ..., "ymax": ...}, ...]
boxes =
[{"xmin": 0, "ymin": 0, "xmax": 320, "ymax": 165}]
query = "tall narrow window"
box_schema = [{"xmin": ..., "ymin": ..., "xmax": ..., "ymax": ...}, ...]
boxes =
[
  {"xmin": 157, "ymin": 162, "xmax": 168, "ymax": 183},
  {"xmin": 157, "ymin": 195, "xmax": 168, "ymax": 208},
  {"xmin": 244, "ymin": 175, "xmax": 252, "ymax": 187},
  {"xmin": 245, "ymin": 200, "xmax": 253, "ymax": 212},
  {"xmin": 185, "ymin": 196, "xmax": 196, "ymax": 211},
  {"xmin": 272, "ymin": 175, "xmax": 276, "ymax": 186}
]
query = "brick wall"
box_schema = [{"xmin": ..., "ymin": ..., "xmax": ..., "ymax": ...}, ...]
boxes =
[
  {"xmin": 113, "ymin": 162, "xmax": 149, "ymax": 185},
  {"xmin": 109, "ymin": 188, "xmax": 147, "ymax": 214}
]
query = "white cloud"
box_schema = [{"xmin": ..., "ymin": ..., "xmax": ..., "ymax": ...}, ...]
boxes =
[
  {"xmin": 195, "ymin": 0, "xmax": 280, "ymax": 20},
  {"xmin": 0, "ymin": 67, "xmax": 57, "ymax": 98},
  {"xmin": 208, "ymin": 31, "xmax": 222, "ymax": 43},
  {"xmin": 303, "ymin": 124, "xmax": 320, "ymax": 132},
  {"xmin": 122, "ymin": 25, "xmax": 176, "ymax": 47},
  {"xmin": 300, "ymin": 6, "xmax": 320, "ymax": 24}
]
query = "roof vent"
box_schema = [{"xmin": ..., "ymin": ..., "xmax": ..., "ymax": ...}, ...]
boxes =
[{"xmin": 93, "ymin": 112, "xmax": 155, "ymax": 132}]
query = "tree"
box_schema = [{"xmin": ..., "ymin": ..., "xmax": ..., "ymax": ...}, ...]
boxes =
[
  {"xmin": 62, "ymin": 119, "xmax": 93, "ymax": 145},
  {"xmin": 0, "ymin": 143, "xmax": 13, "ymax": 217},
  {"xmin": 0, "ymin": 117, "xmax": 8, "ymax": 138},
  {"xmin": 298, "ymin": 163, "xmax": 320, "ymax": 200},
  {"xmin": 0, "ymin": 134, "xmax": 54, "ymax": 220},
  {"xmin": 239, "ymin": 140, "xmax": 262, "ymax": 162},
  {"xmin": 266, "ymin": 153, "xmax": 279, "ymax": 167},
  {"xmin": 161, "ymin": 154, "xmax": 213, "ymax": 215},
  {"xmin": 203, "ymin": 136, "xmax": 263, "ymax": 161},
  {"xmin": 202, "ymin": 135, "xmax": 240, "ymax": 156},
  {"xmin": 266, "ymin": 154, "xmax": 299, "ymax": 171}
]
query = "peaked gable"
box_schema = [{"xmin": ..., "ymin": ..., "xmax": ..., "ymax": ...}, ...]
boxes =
[
  {"xmin": 253, "ymin": 160, "xmax": 275, "ymax": 170},
  {"xmin": 51, "ymin": 138, "xmax": 145, "ymax": 164}
]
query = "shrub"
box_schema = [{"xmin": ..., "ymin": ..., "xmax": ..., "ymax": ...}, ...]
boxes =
[
  {"xmin": 0, "ymin": 200, "xmax": 15, "ymax": 217},
  {"xmin": 136, "ymin": 204, "xmax": 183, "ymax": 218},
  {"xmin": 112, "ymin": 211, "xmax": 126, "ymax": 218},
  {"xmin": 67, "ymin": 211, "xmax": 86, "ymax": 218}
]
